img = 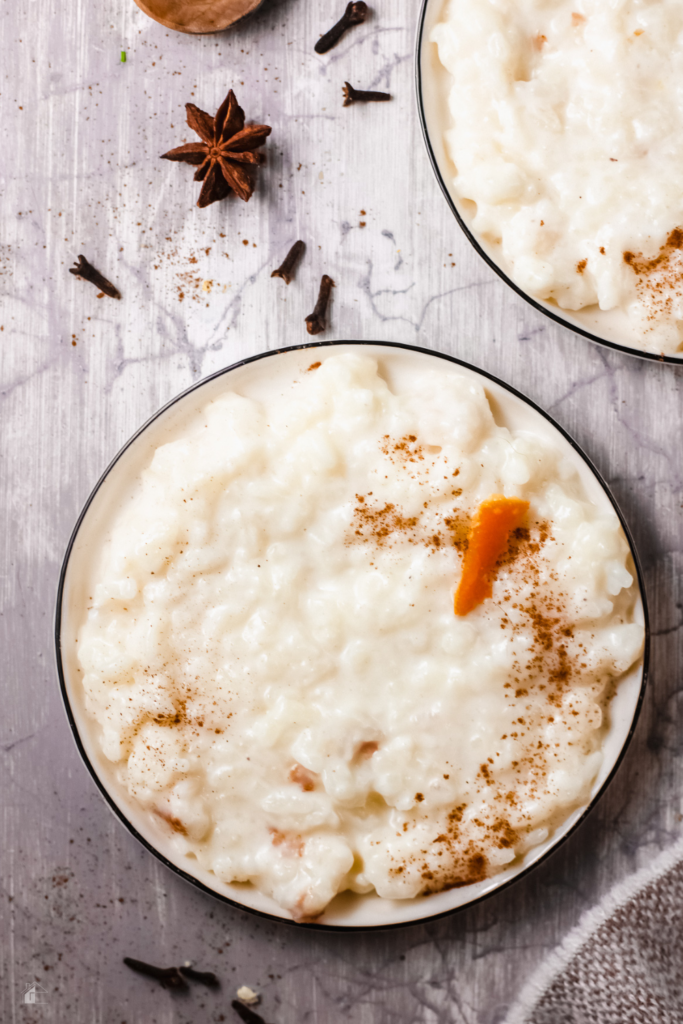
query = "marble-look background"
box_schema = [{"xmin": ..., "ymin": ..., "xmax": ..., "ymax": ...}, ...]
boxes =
[{"xmin": 2, "ymin": 0, "xmax": 682, "ymax": 1020}]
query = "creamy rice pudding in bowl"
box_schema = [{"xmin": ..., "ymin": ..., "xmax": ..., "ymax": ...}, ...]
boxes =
[
  {"xmin": 417, "ymin": 0, "xmax": 683, "ymax": 362},
  {"xmin": 56, "ymin": 342, "xmax": 648, "ymax": 928}
]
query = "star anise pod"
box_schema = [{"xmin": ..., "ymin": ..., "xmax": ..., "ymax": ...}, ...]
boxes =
[{"xmin": 161, "ymin": 90, "xmax": 271, "ymax": 209}]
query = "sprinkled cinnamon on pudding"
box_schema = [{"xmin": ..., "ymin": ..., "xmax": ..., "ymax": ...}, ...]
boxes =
[
  {"xmin": 432, "ymin": 0, "xmax": 683, "ymax": 353},
  {"xmin": 76, "ymin": 354, "xmax": 643, "ymax": 918}
]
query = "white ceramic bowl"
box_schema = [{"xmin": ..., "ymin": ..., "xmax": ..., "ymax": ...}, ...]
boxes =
[
  {"xmin": 55, "ymin": 341, "xmax": 649, "ymax": 929},
  {"xmin": 416, "ymin": 0, "xmax": 683, "ymax": 364}
]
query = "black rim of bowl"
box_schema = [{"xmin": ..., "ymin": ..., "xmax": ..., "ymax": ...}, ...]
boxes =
[
  {"xmin": 54, "ymin": 339, "xmax": 651, "ymax": 931},
  {"xmin": 415, "ymin": 0, "xmax": 683, "ymax": 365}
]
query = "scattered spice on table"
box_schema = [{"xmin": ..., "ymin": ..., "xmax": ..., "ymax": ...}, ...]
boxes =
[
  {"xmin": 123, "ymin": 958, "xmax": 187, "ymax": 989},
  {"xmin": 271, "ymin": 240, "xmax": 305, "ymax": 284},
  {"xmin": 315, "ymin": 1, "xmax": 368, "ymax": 54},
  {"xmin": 305, "ymin": 274, "xmax": 334, "ymax": 334},
  {"xmin": 69, "ymin": 255, "xmax": 121, "ymax": 299},
  {"xmin": 161, "ymin": 90, "xmax": 271, "ymax": 209},
  {"xmin": 232, "ymin": 999, "xmax": 268, "ymax": 1024},
  {"xmin": 342, "ymin": 82, "xmax": 391, "ymax": 107},
  {"xmin": 179, "ymin": 965, "xmax": 219, "ymax": 986}
]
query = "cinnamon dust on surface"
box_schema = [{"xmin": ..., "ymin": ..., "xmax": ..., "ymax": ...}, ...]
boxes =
[
  {"xmin": 349, "ymin": 434, "xmax": 468, "ymax": 552},
  {"xmin": 349, "ymin": 443, "xmax": 588, "ymax": 893},
  {"xmin": 623, "ymin": 227, "xmax": 683, "ymax": 323}
]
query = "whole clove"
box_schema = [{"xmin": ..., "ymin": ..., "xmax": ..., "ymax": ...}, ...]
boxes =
[
  {"xmin": 342, "ymin": 82, "xmax": 391, "ymax": 107},
  {"xmin": 305, "ymin": 274, "xmax": 334, "ymax": 335},
  {"xmin": 69, "ymin": 255, "xmax": 121, "ymax": 299},
  {"xmin": 271, "ymin": 240, "xmax": 305, "ymax": 285},
  {"xmin": 232, "ymin": 999, "xmax": 268, "ymax": 1024},
  {"xmin": 315, "ymin": 2, "xmax": 368, "ymax": 54},
  {"xmin": 178, "ymin": 965, "xmax": 219, "ymax": 986},
  {"xmin": 123, "ymin": 957, "xmax": 187, "ymax": 989}
]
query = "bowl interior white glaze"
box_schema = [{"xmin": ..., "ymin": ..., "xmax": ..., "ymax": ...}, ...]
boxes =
[
  {"xmin": 417, "ymin": 0, "xmax": 683, "ymax": 363},
  {"xmin": 57, "ymin": 341, "xmax": 648, "ymax": 928}
]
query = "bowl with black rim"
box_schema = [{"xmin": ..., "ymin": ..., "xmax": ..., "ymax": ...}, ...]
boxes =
[
  {"xmin": 415, "ymin": 0, "xmax": 683, "ymax": 364},
  {"xmin": 55, "ymin": 340, "xmax": 649, "ymax": 929}
]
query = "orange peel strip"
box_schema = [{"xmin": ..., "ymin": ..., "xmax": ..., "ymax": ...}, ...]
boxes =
[{"xmin": 454, "ymin": 495, "xmax": 530, "ymax": 616}]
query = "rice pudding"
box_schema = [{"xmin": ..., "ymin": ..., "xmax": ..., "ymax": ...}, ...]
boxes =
[
  {"xmin": 74, "ymin": 353, "xmax": 643, "ymax": 919},
  {"xmin": 431, "ymin": 0, "xmax": 683, "ymax": 355}
]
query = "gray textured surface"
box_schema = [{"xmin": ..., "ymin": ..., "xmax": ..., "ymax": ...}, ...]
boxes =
[{"xmin": 1, "ymin": 0, "xmax": 682, "ymax": 1021}]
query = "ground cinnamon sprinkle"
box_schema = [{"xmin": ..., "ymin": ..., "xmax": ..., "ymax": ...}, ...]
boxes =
[
  {"xmin": 270, "ymin": 829, "xmax": 304, "ymax": 856},
  {"xmin": 351, "ymin": 496, "xmax": 470, "ymax": 551},
  {"xmin": 623, "ymin": 227, "xmax": 683, "ymax": 322},
  {"xmin": 380, "ymin": 434, "xmax": 422, "ymax": 462},
  {"xmin": 349, "ymin": 435, "xmax": 468, "ymax": 551},
  {"xmin": 623, "ymin": 226, "xmax": 683, "ymax": 273},
  {"xmin": 379, "ymin": 510, "xmax": 590, "ymax": 895},
  {"xmin": 154, "ymin": 808, "xmax": 189, "ymax": 835},
  {"xmin": 289, "ymin": 763, "xmax": 316, "ymax": 791},
  {"xmin": 350, "ymin": 435, "xmax": 582, "ymax": 894}
]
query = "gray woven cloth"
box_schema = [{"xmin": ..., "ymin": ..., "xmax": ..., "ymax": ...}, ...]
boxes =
[{"xmin": 504, "ymin": 839, "xmax": 683, "ymax": 1024}]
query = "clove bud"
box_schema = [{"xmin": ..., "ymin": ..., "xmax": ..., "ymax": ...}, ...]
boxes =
[
  {"xmin": 271, "ymin": 240, "xmax": 305, "ymax": 284},
  {"xmin": 123, "ymin": 958, "xmax": 187, "ymax": 989},
  {"xmin": 315, "ymin": 2, "xmax": 368, "ymax": 54},
  {"xmin": 178, "ymin": 965, "xmax": 219, "ymax": 986},
  {"xmin": 231, "ymin": 1000, "xmax": 269, "ymax": 1024},
  {"xmin": 69, "ymin": 255, "xmax": 121, "ymax": 299},
  {"xmin": 305, "ymin": 275, "xmax": 334, "ymax": 335},
  {"xmin": 342, "ymin": 82, "xmax": 391, "ymax": 107}
]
